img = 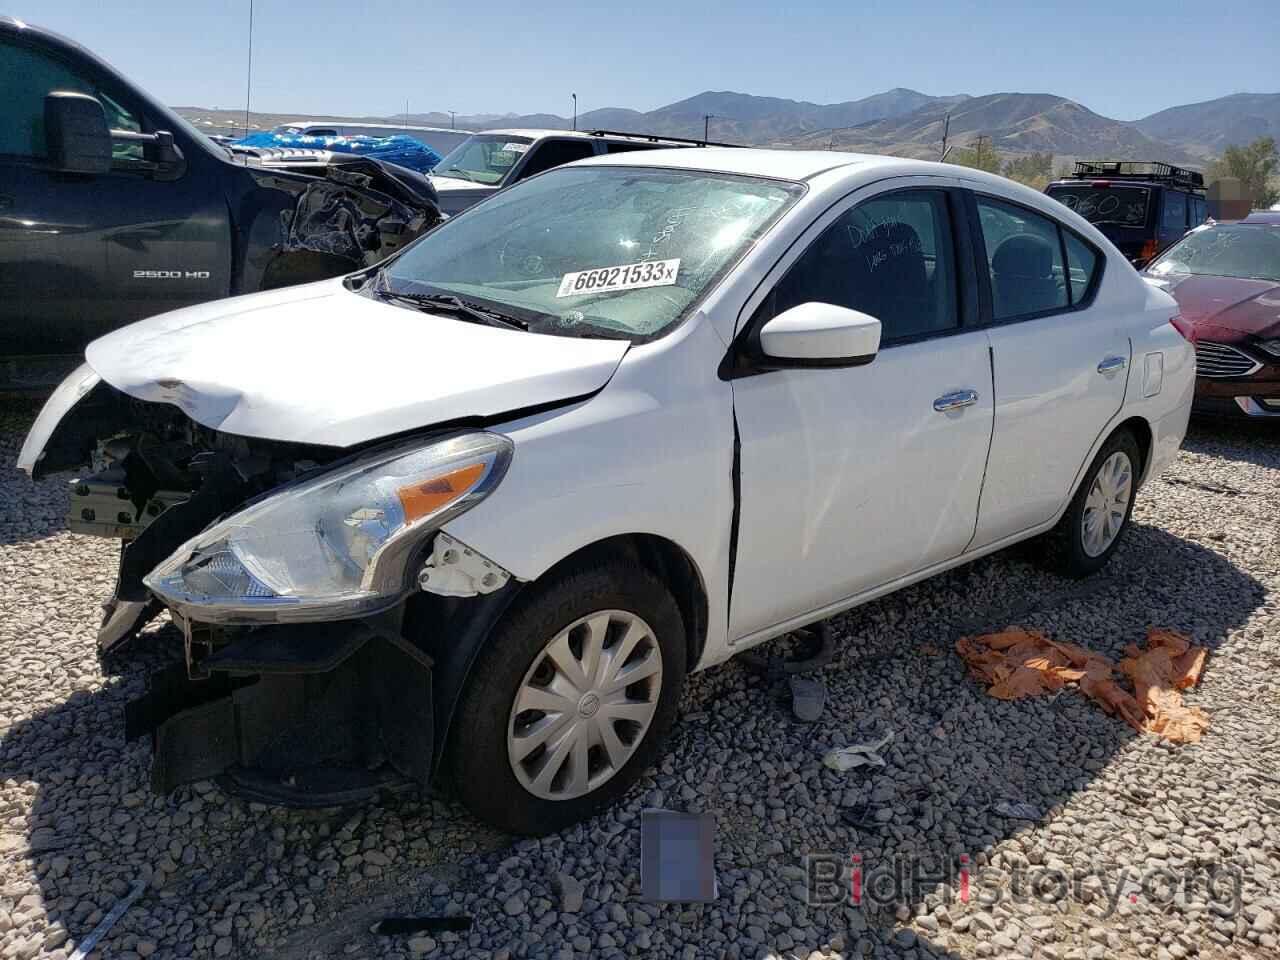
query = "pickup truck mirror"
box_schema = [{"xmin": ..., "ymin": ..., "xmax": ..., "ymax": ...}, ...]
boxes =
[
  {"xmin": 45, "ymin": 91, "xmax": 112, "ymax": 174},
  {"xmin": 756, "ymin": 302, "xmax": 882, "ymax": 368},
  {"xmin": 109, "ymin": 128, "xmax": 185, "ymax": 180}
]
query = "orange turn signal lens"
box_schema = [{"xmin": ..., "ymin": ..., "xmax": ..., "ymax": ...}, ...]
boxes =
[{"xmin": 396, "ymin": 461, "xmax": 486, "ymax": 523}]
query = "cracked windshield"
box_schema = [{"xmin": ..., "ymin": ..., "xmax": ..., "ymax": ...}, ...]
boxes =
[{"xmin": 380, "ymin": 166, "xmax": 802, "ymax": 339}]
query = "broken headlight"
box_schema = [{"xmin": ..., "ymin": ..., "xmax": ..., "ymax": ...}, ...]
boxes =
[{"xmin": 145, "ymin": 432, "xmax": 512, "ymax": 623}]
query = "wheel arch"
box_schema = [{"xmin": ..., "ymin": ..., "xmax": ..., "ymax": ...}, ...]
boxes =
[
  {"xmin": 521, "ymin": 533, "xmax": 710, "ymax": 676},
  {"xmin": 412, "ymin": 531, "xmax": 710, "ymax": 777},
  {"xmin": 1113, "ymin": 414, "xmax": 1153, "ymax": 484}
]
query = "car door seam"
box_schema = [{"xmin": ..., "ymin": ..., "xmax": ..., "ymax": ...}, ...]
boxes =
[{"xmin": 964, "ymin": 341, "xmax": 998, "ymax": 554}]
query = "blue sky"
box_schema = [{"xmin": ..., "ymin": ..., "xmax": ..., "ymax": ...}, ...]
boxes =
[{"xmin": 21, "ymin": 0, "xmax": 1278, "ymax": 121}]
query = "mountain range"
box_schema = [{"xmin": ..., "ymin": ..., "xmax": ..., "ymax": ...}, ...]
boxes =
[{"xmin": 177, "ymin": 88, "xmax": 1280, "ymax": 169}]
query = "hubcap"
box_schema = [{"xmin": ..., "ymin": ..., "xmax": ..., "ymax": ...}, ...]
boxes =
[
  {"xmin": 508, "ymin": 610, "xmax": 663, "ymax": 801},
  {"xmin": 1081, "ymin": 451, "xmax": 1133, "ymax": 557}
]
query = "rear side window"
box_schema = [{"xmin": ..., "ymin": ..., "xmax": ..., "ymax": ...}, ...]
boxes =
[
  {"xmin": 515, "ymin": 140, "xmax": 596, "ymax": 179},
  {"xmin": 771, "ymin": 189, "xmax": 959, "ymax": 343},
  {"xmin": 1062, "ymin": 230, "xmax": 1100, "ymax": 303},
  {"xmin": 1163, "ymin": 192, "xmax": 1187, "ymax": 230},
  {"xmin": 975, "ymin": 197, "xmax": 1068, "ymax": 320}
]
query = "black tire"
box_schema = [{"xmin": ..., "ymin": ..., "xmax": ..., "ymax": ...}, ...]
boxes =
[
  {"xmin": 1040, "ymin": 429, "xmax": 1141, "ymax": 578},
  {"xmin": 444, "ymin": 554, "xmax": 687, "ymax": 835}
]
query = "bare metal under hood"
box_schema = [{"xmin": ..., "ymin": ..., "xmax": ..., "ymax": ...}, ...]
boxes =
[{"xmin": 83, "ymin": 278, "xmax": 628, "ymax": 447}]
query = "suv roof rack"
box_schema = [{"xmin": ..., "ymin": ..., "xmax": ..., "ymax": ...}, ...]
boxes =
[
  {"xmin": 1069, "ymin": 160, "xmax": 1205, "ymax": 192},
  {"xmin": 587, "ymin": 129, "xmax": 741, "ymax": 149}
]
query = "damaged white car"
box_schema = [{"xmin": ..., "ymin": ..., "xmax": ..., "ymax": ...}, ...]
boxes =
[{"xmin": 20, "ymin": 148, "xmax": 1194, "ymax": 834}]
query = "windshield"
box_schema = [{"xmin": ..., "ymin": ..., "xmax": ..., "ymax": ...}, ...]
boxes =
[
  {"xmin": 1147, "ymin": 223, "xmax": 1280, "ymax": 283},
  {"xmin": 379, "ymin": 165, "xmax": 803, "ymax": 341},
  {"xmin": 432, "ymin": 135, "xmax": 534, "ymax": 185},
  {"xmin": 1047, "ymin": 185, "xmax": 1150, "ymax": 227}
]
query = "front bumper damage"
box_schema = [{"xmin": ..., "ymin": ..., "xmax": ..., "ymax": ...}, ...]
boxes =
[
  {"xmin": 125, "ymin": 614, "xmax": 434, "ymax": 805},
  {"xmin": 25, "ymin": 378, "xmax": 522, "ymax": 806}
]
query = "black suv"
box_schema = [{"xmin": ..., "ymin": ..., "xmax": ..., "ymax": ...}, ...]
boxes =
[{"xmin": 1045, "ymin": 161, "xmax": 1207, "ymax": 267}]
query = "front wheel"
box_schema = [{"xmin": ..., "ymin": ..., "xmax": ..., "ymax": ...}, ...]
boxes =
[
  {"xmin": 1040, "ymin": 429, "xmax": 1141, "ymax": 577},
  {"xmin": 444, "ymin": 556, "xmax": 687, "ymax": 835}
]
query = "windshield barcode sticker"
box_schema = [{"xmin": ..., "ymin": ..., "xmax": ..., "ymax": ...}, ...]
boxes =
[{"xmin": 556, "ymin": 259, "xmax": 680, "ymax": 298}]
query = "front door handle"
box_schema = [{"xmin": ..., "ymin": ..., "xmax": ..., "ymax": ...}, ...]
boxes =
[
  {"xmin": 1097, "ymin": 356, "xmax": 1127, "ymax": 375},
  {"xmin": 933, "ymin": 389, "xmax": 979, "ymax": 412}
]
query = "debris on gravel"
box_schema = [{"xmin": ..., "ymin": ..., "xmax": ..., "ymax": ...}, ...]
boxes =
[{"xmin": 1, "ymin": 401, "xmax": 1278, "ymax": 960}]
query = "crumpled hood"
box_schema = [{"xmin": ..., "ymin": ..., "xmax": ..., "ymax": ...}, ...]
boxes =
[
  {"xmin": 1153, "ymin": 273, "xmax": 1280, "ymax": 338},
  {"xmin": 85, "ymin": 279, "xmax": 628, "ymax": 447}
]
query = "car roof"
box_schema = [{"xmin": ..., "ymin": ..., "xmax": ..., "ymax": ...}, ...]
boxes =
[
  {"xmin": 477, "ymin": 128, "xmax": 709, "ymax": 147},
  {"xmin": 578, "ymin": 146, "xmax": 936, "ymax": 182},
  {"xmin": 281, "ymin": 120, "xmax": 473, "ymax": 135},
  {"xmin": 1241, "ymin": 211, "xmax": 1280, "ymax": 225}
]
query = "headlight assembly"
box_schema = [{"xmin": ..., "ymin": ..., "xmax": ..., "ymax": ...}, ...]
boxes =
[
  {"xmin": 146, "ymin": 432, "xmax": 512, "ymax": 623},
  {"xmin": 1257, "ymin": 338, "xmax": 1280, "ymax": 359}
]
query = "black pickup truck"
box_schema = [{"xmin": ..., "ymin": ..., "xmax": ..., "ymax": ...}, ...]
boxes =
[{"xmin": 0, "ymin": 17, "xmax": 442, "ymax": 391}]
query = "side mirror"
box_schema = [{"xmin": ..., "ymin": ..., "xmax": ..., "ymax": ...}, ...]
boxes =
[
  {"xmin": 45, "ymin": 91, "xmax": 111, "ymax": 174},
  {"xmin": 757, "ymin": 302, "xmax": 881, "ymax": 368}
]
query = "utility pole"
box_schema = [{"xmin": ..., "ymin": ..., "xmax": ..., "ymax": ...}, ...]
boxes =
[
  {"xmin": 449, "ymin": 110, "xmax": 456, "ymax": 129},
  {"xmin": 976, "ymin": 134, "xmax": 991, "ymax": 169},
  {"xmin": 704, "ymin": 114, "xmax": 718, "ymax": 142},
  {"xmin": 242, "ymin": 0, "xmax": 254, "ymax": 137},
  {"xmin": 404, "ymin": 99, "xmax": 409, "ymax": 128},
  {"xmin": 571, "ymin": 93, "xmax": 577, "ymax": 131}
]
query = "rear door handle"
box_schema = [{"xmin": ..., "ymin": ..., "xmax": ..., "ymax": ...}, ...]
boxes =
[
  {"xmin": 933, "ymin": 389, "xmax": 979, "ymax": 412},
  {"xmin": 1097, "ymin": 356, "xmax": 1127, "ymax": 375}
]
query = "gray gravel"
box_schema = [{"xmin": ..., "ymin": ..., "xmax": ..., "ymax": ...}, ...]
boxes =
[{"xmin": 1, "ymin": 400, "xmax": 1278, "ymax": 960}]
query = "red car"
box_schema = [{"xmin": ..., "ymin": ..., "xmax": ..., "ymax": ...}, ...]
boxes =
[{"xmin": 1143, "ymin": 211, "xmax": 1280, "ymax": 418}]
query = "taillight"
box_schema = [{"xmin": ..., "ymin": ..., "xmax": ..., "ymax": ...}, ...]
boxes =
[{"xmin": 1170, "ymin": 315, "xmax": 1194, "ymax": 342}]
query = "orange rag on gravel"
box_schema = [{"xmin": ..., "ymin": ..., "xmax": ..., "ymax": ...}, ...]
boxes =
[{"xmin": 955, "ymin": 627, "xmax": 1209, "ymax": 743}]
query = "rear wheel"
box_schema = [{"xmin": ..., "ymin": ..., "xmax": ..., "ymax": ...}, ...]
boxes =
[
  {"xmin": 1040, "ymin": 429, "xmax": 1140, "ymax": 577},
  {"xmin": 445, "ymin": 556, "xmax": 686, "ymax": 835}
]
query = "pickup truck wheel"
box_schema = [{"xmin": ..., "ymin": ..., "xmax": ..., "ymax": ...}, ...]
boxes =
[
  {"xmin": 1041, "ymin": 429, "xmax": 1140, "ymax": 578},
  {"xmin": 445, "ymin": 557, "xmax": 687, "ymax": 835}
]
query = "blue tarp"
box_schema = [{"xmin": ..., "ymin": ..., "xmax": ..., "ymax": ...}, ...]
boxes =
[{"xmin": 235, "ymin": 132, "xmax": 443, "ymax": 173}]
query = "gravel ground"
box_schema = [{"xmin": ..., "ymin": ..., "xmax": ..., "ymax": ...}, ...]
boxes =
[{"xmin": 1, "ymin": 400, "xmax": 1278, "ymax": 960}]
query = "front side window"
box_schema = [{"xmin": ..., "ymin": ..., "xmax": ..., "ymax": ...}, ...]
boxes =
[
  {"xmin": 0, "ymin": 40, "xmax": 145, "ymax": 163},
  {"xmin": 0, "ymin": 40, "xmax": 91, "ymax": 157},
  {"xmin": 1162, "ymin": 191, "xmax": 1187, "ymax": 230},
  {"xmin": 380, "ymin": 165, "xmax": 803, "ymax": 341},
  {"xmin": 1148, "ymin": 223, "xmax": 1280, "ymax": 283},
  {"xmin": 433, "ymin": 135, "xmax": 534, "ymax": 186},
  {"xmin": 976, "ymin": 197, "xmax": 1068, "ymax": 320},
  {"xmin": 771, "ymin": 190, "xmax": 959, "ymax": 342}
]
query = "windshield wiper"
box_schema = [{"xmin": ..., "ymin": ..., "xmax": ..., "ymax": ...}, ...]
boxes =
[
  {"xmin": 442, "ymin": 166, "xmax": 477, "ymax": 183},
  {"xmin": 377, "ymin": 290, "xmax": 529, "ymax": 331}
]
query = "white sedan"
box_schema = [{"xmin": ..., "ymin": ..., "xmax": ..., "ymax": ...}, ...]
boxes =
[{"xmin": 20, "ymin": 148, "xmax": 1194, "ymax": 833}]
